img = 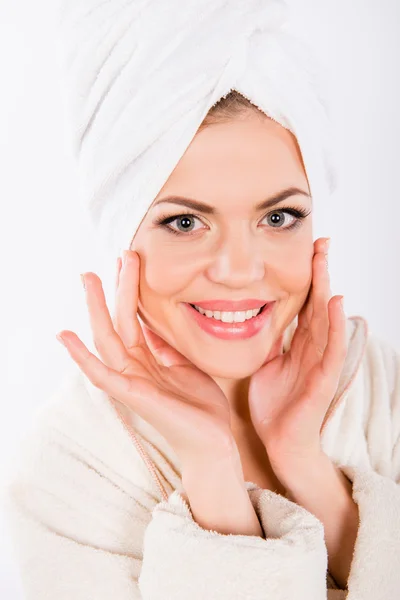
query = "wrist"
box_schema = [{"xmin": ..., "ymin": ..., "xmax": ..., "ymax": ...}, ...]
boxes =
[
  {"xmin": 182, "ymin": 436, "xmax": 244, "ymax": 486},
  {"xmin": 181, "ymin": 454, "xmax": 263, "ymax": 537},
  {"xmin": 182, "ymin": 448, "xmax": 245, "ymax": 494},
  {"xmin": 267, "ymin": 447, "xmax": 328, "ymax": 490}
]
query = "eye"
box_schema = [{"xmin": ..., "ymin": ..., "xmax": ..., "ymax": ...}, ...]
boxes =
[
  {"xmin": 154, "ymin": 205, "xmax": 311, "ymax": 237},
  {"xmin": 263, "ymin": 210, "xmax": 295, "ymax": 229},
  {"xmin": 260, "ymin": 207, "xmax": 310, "ymax": 231},
  {"xmin": 155, "ymin": 213, "xmax": 206, "ymax": 236}
]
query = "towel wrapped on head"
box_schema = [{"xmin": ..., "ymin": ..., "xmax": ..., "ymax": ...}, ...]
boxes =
[{"xmin": 55, "ymin": 0, "xmax": 337, "ymax": 266}]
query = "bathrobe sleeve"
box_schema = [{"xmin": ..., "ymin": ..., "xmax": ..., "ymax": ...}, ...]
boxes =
[
  {"xmin": 3, "ymin": 421, "xmax": 330, "ymax": 600},
  {"xmin": 138, "ymin": 482, "xmax": 329, "ymax": 600},
  {"xmin": 323, "ymin": 464, "xmax": 400, "ymax": 599},
  {"xmin": 325, "ymin": 334, "xmax": 400, "ymax": 599}
]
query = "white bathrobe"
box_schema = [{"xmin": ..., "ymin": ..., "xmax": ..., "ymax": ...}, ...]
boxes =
[{"xmin": 3, "ymin": 315, "xmax": 400, "ymax": 599}]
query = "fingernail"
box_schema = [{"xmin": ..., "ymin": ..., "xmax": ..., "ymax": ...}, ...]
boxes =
[
  {"xmin": 339, "ymin": 296, "xmax": 344, "ymax": 311},
  {"xmin": 56, "ymin": 333, "xmax": 66, "ymax": 347},
  {"xmin": 324, "ymin": 238, "xmax": 331, "ymax": 253},
  {"xmin": 80, "ymin": 274, "xmax": 86, "ymax": 290}
]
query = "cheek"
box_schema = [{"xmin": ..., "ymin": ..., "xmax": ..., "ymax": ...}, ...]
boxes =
[
  {"xmin": 133, "ymin": 229, "xmax": 199, "ymax": 299},
  {"xmin": 139, "ymin": 250, "xmax": 195, "ymax": 298},
  {"xmin": 135, "ymin": 231, "xmax": 314, "ymax": 299},
  {"xmin": 273, "ymin": 250, "xmax": 312, "ymax": 293}
]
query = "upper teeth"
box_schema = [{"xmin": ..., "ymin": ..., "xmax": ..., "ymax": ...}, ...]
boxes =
[{"xmin": 193, "ymin": 305, "xmax": 263, "ymax": 323}]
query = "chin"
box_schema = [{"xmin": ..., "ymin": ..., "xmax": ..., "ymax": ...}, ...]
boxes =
[{"xmin": 188, "ymin": 354, "xmax": 266, "ymax": 380}]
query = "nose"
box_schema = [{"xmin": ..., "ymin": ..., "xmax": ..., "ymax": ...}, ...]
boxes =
[{"xmin": 206, "ymin": 227, "xmax": 265, "ymax": 288}]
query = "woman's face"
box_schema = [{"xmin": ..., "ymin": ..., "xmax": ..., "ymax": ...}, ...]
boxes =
[{"xmin": 131, "ymin": 111, "xmax": 314, "ymax": 379}]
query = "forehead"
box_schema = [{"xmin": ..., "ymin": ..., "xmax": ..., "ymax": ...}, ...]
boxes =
[{"xmin": 154, "ymin": 115, "xmax": 309, "ymax": 206}]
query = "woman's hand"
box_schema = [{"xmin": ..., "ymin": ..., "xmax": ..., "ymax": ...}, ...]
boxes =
[
  {"xmin": 56, "ymin": 250, "xmax": 236, "ymax": 473},
  {"xmin": 248, "ymin": 237, "xmax": 348, "ymax": 480}
]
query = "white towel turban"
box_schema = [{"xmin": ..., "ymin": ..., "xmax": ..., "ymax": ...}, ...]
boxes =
[{"xmin": 55, "ymin": 0, "xmax": 337, "ymax": 265}]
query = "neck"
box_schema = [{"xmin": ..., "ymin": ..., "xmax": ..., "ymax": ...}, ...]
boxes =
[
  {"xmin": 214, "ymin": 376, "xmax": 252, "ymax": 429},
  {"xmin": 211, "ymin": 333, "xmax": 285, "ymax": 433}
]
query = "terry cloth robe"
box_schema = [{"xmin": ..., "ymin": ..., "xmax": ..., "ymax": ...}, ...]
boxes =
[{"xmin": 3, "ymin": 315, "xmax": 400, "ymax": 599}]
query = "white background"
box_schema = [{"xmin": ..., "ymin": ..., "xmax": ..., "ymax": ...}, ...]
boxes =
[{"xmin": 1, "ymin": 0, "xmax": 399, "ymax": 597}]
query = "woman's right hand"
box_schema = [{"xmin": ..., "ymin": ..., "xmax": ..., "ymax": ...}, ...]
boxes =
[{"xmin": 56, "ymin": 250, "xmax": 236, "ymax": 472}]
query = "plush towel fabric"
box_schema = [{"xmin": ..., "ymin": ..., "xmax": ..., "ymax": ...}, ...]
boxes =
[
  {"xmin": 54, "ymin": 0, "xmax": 337, "ymax": 264},
  {"xmin": 3, "ymin": 314, "xmax": 400, "ymax": 598}
]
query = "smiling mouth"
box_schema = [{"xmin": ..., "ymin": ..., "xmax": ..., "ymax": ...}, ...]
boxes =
[
  {"xmin": 189, "ymin": 302, "xmax": 268, "ymax": 322},
  {"xmin": 183, "ymin": 301, "xmax": 275, "ymax": 340}
]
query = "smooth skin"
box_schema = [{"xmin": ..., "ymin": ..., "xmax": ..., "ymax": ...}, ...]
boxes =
[
  {"xmin": 58, "ymin": 251, "xmax": 264, "ymax": 536},
  {"xmin": 124, "ymin": 111, "xmax": 343, "ymax": 478},
  {"xmin": 56, "ymin": 112, "xmax": 353, "ymax": 554},
  {"xmin": 59, "ymin": 251, "xmax": 240, "ymax": 475},
  {"xmin": 129, "ymin": 112, "xmax": 316, "ymax": 435},
  {"xmin": 249, "ymin": 235, "xmax": 347, "ymax": 478}
]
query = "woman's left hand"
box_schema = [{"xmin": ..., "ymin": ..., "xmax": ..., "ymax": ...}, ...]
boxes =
[{"xmin": 248, "ymin": 237, "xmax": 348, "ymax": 482}]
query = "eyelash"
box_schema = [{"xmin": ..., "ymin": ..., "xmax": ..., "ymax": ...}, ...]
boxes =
[{"xmin": 153, "ymin": 206, "xmax": 311, "ymax": 237}]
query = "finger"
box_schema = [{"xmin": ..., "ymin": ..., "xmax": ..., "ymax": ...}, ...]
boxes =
[
  {"xmin": 82, "ymin": 271, "xmax": 131, "ymax": 371},
  {"xmin": 57, "ymin": 330, "xmax": 157, "ymax": 418},
  {"xmin": 115, "ymin": 256, "xmax": 122, "ymax": 293},
  {"xmin": 320, "ymin": 296, "xmax": 347, "ymax": 382},
  {"xmin": 309, "ymin": 248, "xmax": 331, "ymax": 353},
  {"xmin": 297, "ymin": 285, "xmax": 312, "ymax": 332},
  {"xmin": 307, "ymin": 238, "xmax": 330, "ymax": 323},
  {"xmin": 114, "ymin": 252, "xmax": 191, "ymax": 371},
  {"xmin": 315, "ymin": 237, "xmax": 329, "ymax": 255},
  {"xmin": 298, "ymin": 297, "xmax": 346, "ymax": 423},
  {"xmin": 141, "ymin": 323, "xmax": 193, "ymax": 367},
  {"xmin": 112, "ymin": 257, "xmax": 122, "ymax": 328},
  {"xmin": 114, "ymin": 250, "xmax": 147, "ymax": 350}
]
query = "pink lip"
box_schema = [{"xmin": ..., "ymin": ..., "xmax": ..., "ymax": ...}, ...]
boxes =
[
  {"xmin": 190, "ymin": 299, "xmax": 269, "ymax": 311},
  {"xmin": 182, "ymin": 302, "xmax": 275, "ymax": 340}
]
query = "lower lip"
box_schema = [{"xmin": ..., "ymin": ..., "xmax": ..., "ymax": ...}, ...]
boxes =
[{"xmin": 182, "ymin": 302, "xmax": 275, "ymax": 340}]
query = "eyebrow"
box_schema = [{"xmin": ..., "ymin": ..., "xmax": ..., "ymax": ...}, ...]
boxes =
[{"xmin": 152, "ymin": 187, "xmax": 311, "ymax": 214}]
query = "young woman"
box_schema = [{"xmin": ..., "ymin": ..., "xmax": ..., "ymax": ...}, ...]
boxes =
[{"xmin": 4, "ymin": 3, "xmax": 400, "ymax": 600}]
